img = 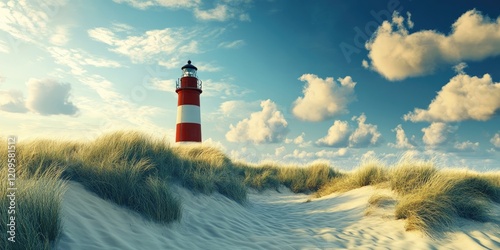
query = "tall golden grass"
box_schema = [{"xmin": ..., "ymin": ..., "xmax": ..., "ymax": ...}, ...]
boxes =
[
  {"xmin": 0, "ymin": 130, "xmax": 498, "ymax": 248},
  {"xmin": 317, "ymin": 158, "xmax": 500, "ymax": 235}
]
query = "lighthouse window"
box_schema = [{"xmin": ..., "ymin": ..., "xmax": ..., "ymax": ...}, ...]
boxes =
[{"xmin": 183, "ymin": 68, "xmax": 197, "ymax": 77}]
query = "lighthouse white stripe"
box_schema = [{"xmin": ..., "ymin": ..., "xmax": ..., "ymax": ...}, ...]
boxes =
[{"xmin": 176, "ymin": 105, "xmax": 201, "ymax": 124}]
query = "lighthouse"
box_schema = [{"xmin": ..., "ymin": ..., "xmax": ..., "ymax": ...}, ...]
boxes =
[{"xmin": 175, "ymin": 60, "xmax": 202, "ymax": 142}]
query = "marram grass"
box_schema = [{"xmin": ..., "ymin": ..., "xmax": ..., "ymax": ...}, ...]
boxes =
[
  {"xmin": 0, "ymin": 131, "xmax": 499, "ymax": 248},
  {"xmin": 0, "ymin": 167, "xmax": 65, "ymax": 250}
]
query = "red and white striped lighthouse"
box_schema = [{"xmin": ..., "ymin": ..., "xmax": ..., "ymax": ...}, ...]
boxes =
[{"xmin": 175, "ymin": 60, "xmax": 202, "ymax": 142}]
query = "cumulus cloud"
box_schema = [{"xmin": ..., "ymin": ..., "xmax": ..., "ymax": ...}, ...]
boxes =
[
  {"xmin": 491, "ymin": 133, "xmax": 500, "ymax": 148},
  {"xmin": 0, "ymin": 90, "xmax": 28, "ymax": 113},
  {"xmin": 226, "ymin": 99, "xmax": 288, "ymax": 144},
  {"xmin": 421, "ymin": 122, "xmax": 455, "ymax": 147},
  {"xmin": 275, "ymin": 146, "xmax": 286, "ymax": 156},
  {"xmin": 195, "ymin": 4, "xmax": 231, "ymax": 21},
  {"xmin": 348, "ymin": 113, "xmax": 382, "ymax": 148},
  {"xmin": 315, "ymin": 148, "xmax": 349, "ymax": 158},
  {"xmin": 219, "ymin": 100, "xmax": 260, "ymax": 118},
  {"xmin": 454, "ymin": 141, "xmax": 479, "ymax": 151},
  {"xmin": 285, "ymin": 132, "xmax": 311, "ymax": 148},
  {"xmin": 26, "ymin": 79, "xmax": 78, "ymax": 116},
  {"xmin": 365, "ymin": 10, "xmax": 500, "ymax": 80},
  {"xmin": 316, "ymin": 120, "xmax": 350, "ymax": 147},
  {"xmin": 292, "ymin": 74, "xmax": 356, "ymax": 122},
  {"xmin": 316, "ymin": 113, "xmax": 381, "ymax": 148},
  {"xmin": 404, "ymin": 73, "xmax": 500, "ymax": 122},
  {"xmin": 388, "ymin": 124, "xmax": 415, "ymax": 149}
]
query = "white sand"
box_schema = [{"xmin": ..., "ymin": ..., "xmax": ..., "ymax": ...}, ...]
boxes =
[{"xmin": 55, "ymin": 182, "xmax": 500, "ymax": 250}]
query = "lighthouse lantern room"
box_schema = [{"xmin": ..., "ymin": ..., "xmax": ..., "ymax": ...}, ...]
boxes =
[{"xmin": 175, "ymin": 60, "xmax": 203, "ymax": 142}]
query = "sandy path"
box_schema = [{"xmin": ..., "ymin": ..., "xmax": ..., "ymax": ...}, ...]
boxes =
[{"xmin": 55, "ymin": 182, "xmax": 500, "ymax": 249}]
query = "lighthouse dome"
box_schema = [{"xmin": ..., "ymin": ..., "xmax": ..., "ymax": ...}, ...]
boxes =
[
  {"xmin": 181, "ymin": 60, "xmax": 197, "ymax": 77},
  {"xmin": 181, "ymin": 60, "xmax": 197, "ymax": 70}
]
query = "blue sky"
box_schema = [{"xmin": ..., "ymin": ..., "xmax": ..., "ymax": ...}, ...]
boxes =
[{"xmin": 1, "ymin": 0, "xmax": 499, "ymax": 170}]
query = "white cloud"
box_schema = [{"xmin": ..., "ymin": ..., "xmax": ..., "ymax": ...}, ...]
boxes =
[
  {"xmin": 293, "ymin": 133, "xmax": 305, "ymax": 145},
  {"xmin": 0, "ymin": 0, "xmax": 68, "ymax": 45},
  {"xmin": 285, "ymin": 132, "xmax": 311, "ymax": 148},
  {"xmin": 88, "ymin": 27, "xmax": 200, "ymax": 63},
  {"xmin": 491, "ymin": 133, "xmax": 500, "ymax": 148},
  {"xmin": 202, "ymin": 79, "xmax": 253, "ymax": 98},
  {"xmin": 315, "ymin": 148, "xmax": 349, "ymax": 158},
  {"xmin": 50, "ymin": 26, "xmax": 69, "ymax": 46},
  {"xmin": 348, "ymin": 113, "xmax": 382, "ymax": 148},
  {"xmin": 77, "ymin": 74, "xmax": 121, "ymax": 100},
  {"xmin": 113, "ymin": 0, "xmax": 250, "ymax": 22},
  {"xmin": 149, "ymin": 78, "xmax": 176, "ymax": 92},
  {"xmin": 195, "ymin": 4, "xmax": 231, "ymax": 21},
  {"xmin": 26, "ymin": 78, "xmax": 78, "ymax": 116},
  {"xmin": 421, "ymin": 122, "xmax": 454, "ymax": 147},
  {"xmin": 219, "ymin": 100, "xmax": 260, "ymax": 117},
  {"xmin": 388, "ymin": 124, "xmax": 415, "ymax": 149},
  {"xmin": 292, "ymin": 74, "xmax": 356, "ymax": 122},
  {"xmin": 404, "ymin": 73, "xmax": 500, "ymax": 122},
  {"xmin": 112, "ymin": 0, "xmax": 199, "ymax": 9},
  {"xmin": 316, "ymin": 114, "xmax": 381, "ymax": 148},
  {"xmin": 0, "ymin": 90, "xmax": 28, "ymax": 113},
  {"xmin": 47, "ymin": 47, "xmax": 121, "ymax": 76},
  {"xmin": 454, "ymin": 141, "xmax": 479, "ymax": 151},
  {"xmin": 0, "ymin": 39, "xmax": 9, "ymax": 53},
  {"xmin": 275, "ymin": 146, "xmax": 285, "ymax": 156},
  {"xmin": 226, "ymin": 99, "xmax": 289, "ymax": 144},
  {"xmin": 218, "ymin": 39, "xmax": 245, "ymax": 49},
  {"xmin": 361, "ymin": 59, "xmax": 369, "ymax": 69},
  {"xmin": 284, "ymin": 149, "xmax": 314, "ymax": 160},
  {"xmin": 452, "ymin": 62, "xmax": 468, "ymax": 74},
  {"xmin": 194, "ymin": 61, "xmax": 222, "ymax": 72},
  {"xmin": 202, "ymin": 138, "xmax": 227, "ymax": 151},
  {"xmin": 158, "ymin": 57, "xmax": 181, "ymax": 69},
  {"xmin": 361, "ymin": 150, "xmax": 377, "ymax": 162},
  {"xmin": 316, "ymin": 120, "xmax": 350, "ymax": 147},
  {"xmin": 365, "ymin": 10, "xmax": 500, "ymax": 80}
]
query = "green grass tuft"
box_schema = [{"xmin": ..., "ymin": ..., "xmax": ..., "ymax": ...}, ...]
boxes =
[
  {"xmin": 389, "ymin": 160, "xmax": 437, "ymax": 195},
  {"xmin": 0, "ymin": 168, "xmax": 65, "ymax": 250},
  {"xmin": 2, "ymin": 131, "xmax": 499, "ymax": 245},
  {"xmin": 394, "ymin": 172, "xmax": 500, "ymax": 235},
  {"xmin": 316, "ymin": 162, "xmax": 387, "ymax": 196}
]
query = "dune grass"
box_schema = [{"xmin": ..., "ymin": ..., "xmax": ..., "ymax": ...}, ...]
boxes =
[
  {"xmin": 1, "ymin": 130, "xmax": 499, "ymax": 247},
  {"xmin": 0, "ymin": 166, "xmax": 65, "ymax": 250},
  {"xmin": 314, "ymin": 158, "xmax": 500, "ymax": 235},
  {"xmin": 316, "ymin": 161, "xmax": 387, "ymax": 197},
  {"xmin": 233, "ymin": 161, "xmax": 340, "ymax": 193},
  {"xmin": 395, "ymin": 172, "xmax": 500, "ymax": 235}
]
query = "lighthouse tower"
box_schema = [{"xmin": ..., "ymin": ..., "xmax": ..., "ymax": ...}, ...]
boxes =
[{"xmin": 175, "ymin": 60, "xmax": 202, "ymax": 142}]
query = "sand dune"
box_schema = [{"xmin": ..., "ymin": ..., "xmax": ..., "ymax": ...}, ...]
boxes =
[{"xmin": 55, "ymin": 182, "xmax": 500, "ymax": 249}]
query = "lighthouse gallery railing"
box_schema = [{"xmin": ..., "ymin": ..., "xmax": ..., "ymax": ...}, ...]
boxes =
[{"xmin": 176, "ymin": 79, "xmax": 202, "ymax": 90}]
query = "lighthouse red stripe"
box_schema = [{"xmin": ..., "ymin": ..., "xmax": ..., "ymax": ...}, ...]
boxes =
[
  {"xmin": 177, "ymin": 90, "xmax": 200, "ymax": 106},
  {"xmin": 176, "ymin": 123, "xmax": 202, "ymax": 142}
]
